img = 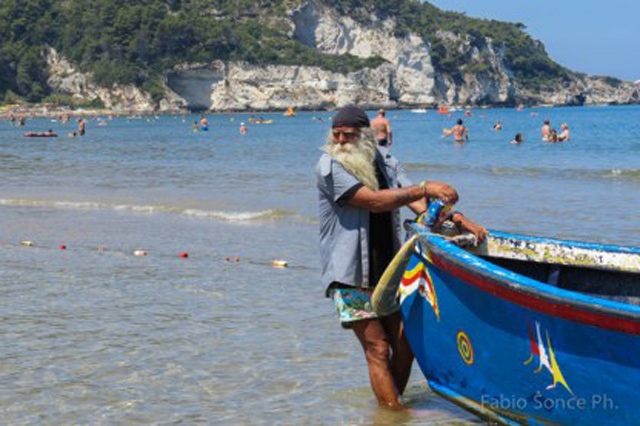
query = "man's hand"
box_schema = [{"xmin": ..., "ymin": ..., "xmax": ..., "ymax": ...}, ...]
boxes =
[
  {"xmin": 424, "ymin": 182, "xmax": 459, "ymax": 204},
  {"xmin": 452, "ymin": 213, "xmax": 489, "ymax": 244}
]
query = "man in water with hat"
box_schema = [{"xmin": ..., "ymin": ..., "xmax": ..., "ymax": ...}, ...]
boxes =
[{"xmin": 315, "ymin": 105, "xmax": 487, "ymax": 409}]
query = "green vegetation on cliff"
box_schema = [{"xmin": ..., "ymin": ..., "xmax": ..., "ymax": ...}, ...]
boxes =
[
  {"xmin": 1, "ymin": 0, "xmax": 572, "ymax": 104},
  {"xmin": 0, "ymin": 0, "xmax": 385, "ymax": 103},
  {"xmin": 325, "ymin": 0, "xmax": 572, "ymax": 89}
]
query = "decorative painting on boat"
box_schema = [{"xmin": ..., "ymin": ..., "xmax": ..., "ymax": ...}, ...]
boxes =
[
  {"xmin": 399, "ymin": 251, "xmax": 440, "ymax": 321},
  {"xmin": 524, "ymin": 321, "xmax": 573, "ymax": 396}
]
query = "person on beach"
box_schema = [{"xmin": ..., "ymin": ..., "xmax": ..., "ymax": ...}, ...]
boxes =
[
  {"xmin": 557, "ymin": 123, "xmax": 570, "ymax": 142},
  {"xmin": 541, "ymin": 119, "xmax": 551, "ymax": 141},
  {"xmin": 370, "ymin": 108, "xmax": 393, "ymax": 147},
  {"xmin": 443, "ymin": 118, "xmax": 468, "ymax": 143},
  {"xmin": 315, "ymin": 105, "xmax": 487, "ymax": 409}
]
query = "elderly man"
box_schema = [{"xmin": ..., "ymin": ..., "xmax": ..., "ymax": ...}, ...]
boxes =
[{"xmin": 315, "ymin": 105, "xmax": 487, "ymax": 409}]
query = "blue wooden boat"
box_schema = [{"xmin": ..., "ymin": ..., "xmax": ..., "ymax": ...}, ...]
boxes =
[{"xmin": 392, "ymin": 222, "xmax": 640, "ymax": 424}]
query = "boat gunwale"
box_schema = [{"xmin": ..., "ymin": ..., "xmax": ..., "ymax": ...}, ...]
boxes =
[
  {"xmin": 487, "ymin": 229, "xmax": 640, "ymax": 256},
  {"xmin": 406, "ymin": 223, "xmax": 640, "ymax": 333}
]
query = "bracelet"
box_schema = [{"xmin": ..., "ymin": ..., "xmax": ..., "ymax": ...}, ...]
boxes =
[{"xmin": 419, "ymin": 181, "xmax": 427, "ymax": 198}]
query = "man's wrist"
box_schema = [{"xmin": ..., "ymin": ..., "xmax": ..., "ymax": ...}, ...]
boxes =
[
  {"xmin": 419, "ymin": 181, "xmax": 427, "ymax": 198},
  {"xmin": 449, "ymin": 211, "xmax": 464, "ymax": 224}
]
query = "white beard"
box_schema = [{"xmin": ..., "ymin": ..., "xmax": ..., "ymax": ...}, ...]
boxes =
[{"xmin": 324, "ymin": 130, "xmax": 379, "ymax": 191}]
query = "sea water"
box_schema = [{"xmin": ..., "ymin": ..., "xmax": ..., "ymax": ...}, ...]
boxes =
[{"xmin": 1, "ymin": 106, "xmax": 639, "ymax": 424}]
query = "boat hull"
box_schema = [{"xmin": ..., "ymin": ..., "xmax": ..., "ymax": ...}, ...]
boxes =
[{"xmin": 399, "ymin": 229, "xmax": 640, "ymax": 424}]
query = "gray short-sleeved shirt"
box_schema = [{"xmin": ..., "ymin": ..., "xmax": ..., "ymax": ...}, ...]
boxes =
[{"xmin": 316, "ymin": 146, "xmax": 413, "ymax": 293}]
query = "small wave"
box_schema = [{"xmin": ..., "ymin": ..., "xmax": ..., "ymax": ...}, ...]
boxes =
[
  {"xmin": 487, "ymin": 166, "xmax": 640, "ymax": 181},
  {"xmin": 0, "ymin": 198, "xmax": 294, "ymax": 222},
  {"xmin": 0, "ymin": 199, "xmax": 160, "ymax": 212},
  {"xmin": 605, "ymin": 169, "xmax": 640, "ymax": 180},
  {"xmin": 113, "ymin": 204, "xmax": 172, "ymax": 214},
  {"xmin": 404, "ymin": 162, "xmax": 458, "ymax": 172},
  {"xmin": 182, "ymin": 208, "xmax": 293, "ymax": 222},
  {"xmin": 351, "ymin": 160, "xmax": 640, "ymax": 182},
  {"xmin": 490, "ymin": 166, "xmax": 543, "ymax": 176},
  {"xmin": 0, "ymin": 198, "xmax": 62, "ymax": 208},
  {"xmin": 56, "ymin": 201, "xmax": 111, "ymax": 210}
]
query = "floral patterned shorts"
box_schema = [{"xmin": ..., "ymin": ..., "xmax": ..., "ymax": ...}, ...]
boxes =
[{"xmin": 329, "ymin": 287, "xmax": 379, "ymax": 328}]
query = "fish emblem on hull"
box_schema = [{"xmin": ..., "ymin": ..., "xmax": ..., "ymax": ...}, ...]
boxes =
[{"xmin": 524, "ymin": 321, "xmax": 573, "ymax": 395}]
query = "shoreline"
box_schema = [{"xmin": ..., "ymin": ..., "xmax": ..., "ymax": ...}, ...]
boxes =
[
  {"xmin": 0, "ymin": 103, "xmax": 189, "ymax": 119},
  {"xmin": 1, "ymin": 101, "xmax": 636, "ymax": 120}
]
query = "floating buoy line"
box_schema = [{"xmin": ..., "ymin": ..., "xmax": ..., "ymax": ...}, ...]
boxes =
[{"xmin": 10, "ymin": 239, "xmax": 296, "ymax": 269}]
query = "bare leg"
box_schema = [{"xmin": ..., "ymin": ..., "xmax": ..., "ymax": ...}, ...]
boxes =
[
  {"xmin": 381, "ymin": 312, "xmax": 414, "ymax": 395},
  {"xmin": 352, "ymin": 318, "xmax": 405, "ymax": 409}
]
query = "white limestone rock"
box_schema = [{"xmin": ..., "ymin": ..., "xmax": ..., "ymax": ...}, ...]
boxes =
[
  {"xmin": 45, "ymin": 46, "xmax": 186, "ymax": 112},
  {"xmin": 292, "ymin": 1, "xmax": 437, "ymax": 106},
  {"xmin": 206, "ymin": 61, "xmax": 396, "ymax": 111}
]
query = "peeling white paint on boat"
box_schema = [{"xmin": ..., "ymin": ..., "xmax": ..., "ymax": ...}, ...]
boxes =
[{"xmin": 473, "ymin": 233, "xmax": 640, "ymax": 274}]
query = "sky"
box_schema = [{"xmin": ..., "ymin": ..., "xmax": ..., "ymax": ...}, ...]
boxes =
[{"xmin": 427, "ymin": 0, "xmax": 640, "ymax": 82}]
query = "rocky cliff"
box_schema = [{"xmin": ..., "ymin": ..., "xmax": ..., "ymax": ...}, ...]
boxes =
[
  {"xmin": 45, "ymin": 0, "xmax": 640, "ymax": 112},
  {"xmin": 45, "ymin": 47, "xmax": 186, "ymax": 113}
]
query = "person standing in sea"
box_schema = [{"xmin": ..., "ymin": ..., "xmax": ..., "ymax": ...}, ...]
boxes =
[
  {"xmin": 78, "ymin": 118, "xmax": 86, "ymax": 136},
  {"xmin": 444, "ymin": 118, "xmax": 469, "ymax": 143},
  {"xmin": 315, "ymin": 105, "xmax": 487, "ymax": 409},
  {"xmin": 541, "ymin": 119, "xmax": 551, "ymax": 141},
  {"xmin": 200, "ymin": 114, "xmax": 209, "ymax": 131},
  {"xmin": 558, "ymin": 123, "xmax": 570, "ymax": 141},
  {"xmin": 370, "ymin": 108, "xmax": 393, "ymax": 147}
]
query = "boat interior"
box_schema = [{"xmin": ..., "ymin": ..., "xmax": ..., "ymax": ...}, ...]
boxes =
[{"xmin": 480, "ymin": 254, "xmax": 640, "ymax": 306}]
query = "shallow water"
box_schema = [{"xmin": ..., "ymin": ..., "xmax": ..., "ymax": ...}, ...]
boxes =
[{"xmin": 1, "ymin": 106, "xmax": 639, "ymax": 424}]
